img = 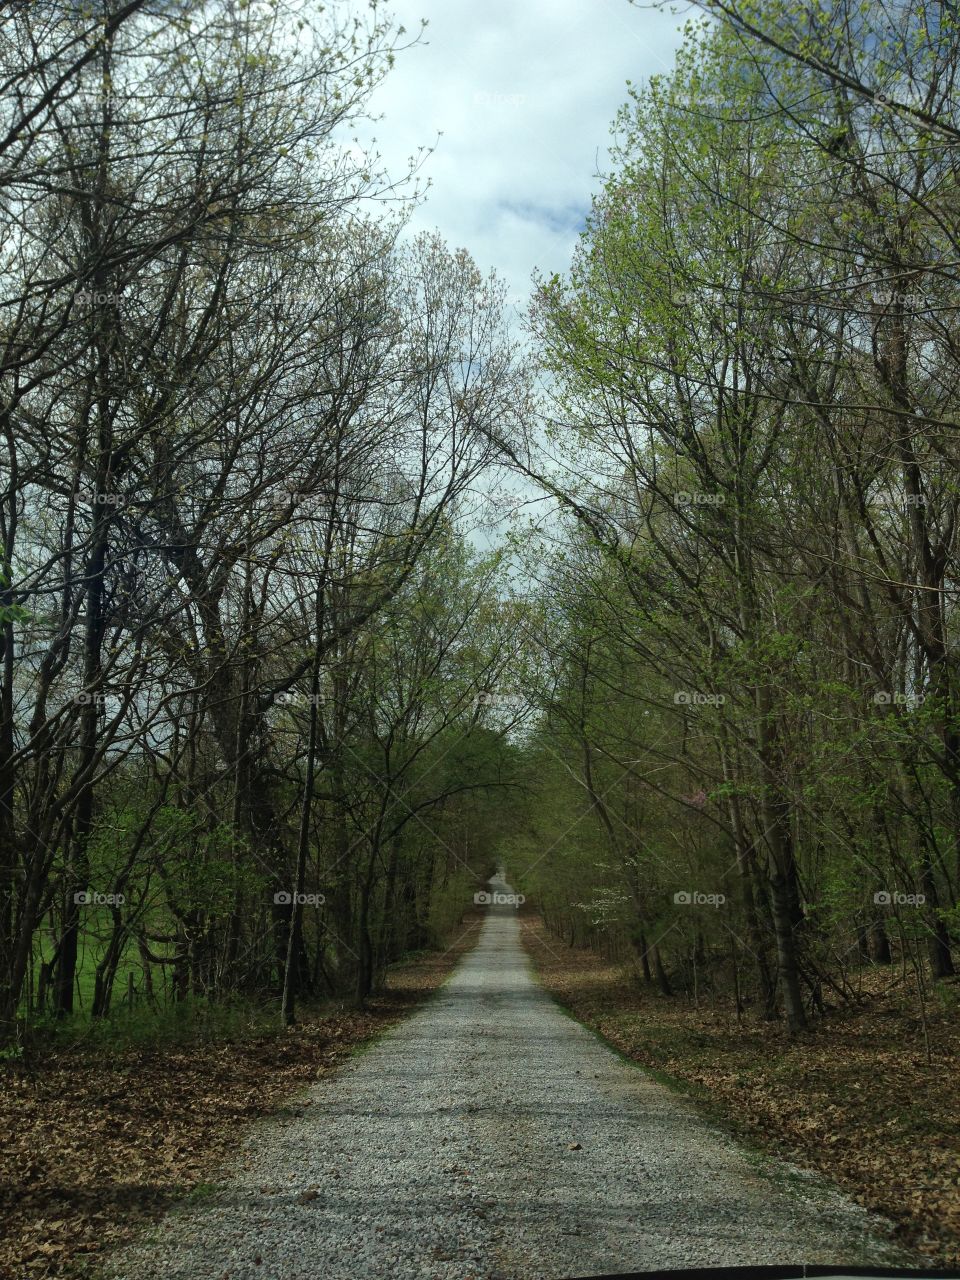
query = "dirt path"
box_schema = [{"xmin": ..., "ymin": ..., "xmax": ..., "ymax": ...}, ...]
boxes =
[{"xmin": 108, "ymin": 878, "xmax": 909, "ymax": 1280}]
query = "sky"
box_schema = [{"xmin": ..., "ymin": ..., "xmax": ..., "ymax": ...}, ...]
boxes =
[{"xmin": 360, "ymin": 0, "xmax": 687, "ymax": 313}]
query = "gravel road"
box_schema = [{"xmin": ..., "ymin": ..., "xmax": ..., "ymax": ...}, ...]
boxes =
[{"xmin": 109, "ymin": 877, "xmax": 909, "ymax": 1280}]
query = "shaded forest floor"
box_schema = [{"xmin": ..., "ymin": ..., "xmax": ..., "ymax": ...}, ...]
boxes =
[
  {"xmin": 522, "ymin": 916, "xmax": 960, "ymax": 1268},
  {"xmin": 0, "ymin": 922, "xmax": 483, "ymax": 1280}
]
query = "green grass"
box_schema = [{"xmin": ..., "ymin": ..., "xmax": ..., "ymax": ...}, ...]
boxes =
[
  {"xmin": 23, "ymin": 991, "xmax": 281, "ymax": 1054},
  {"xmin": 17, "ymin": 923, "xmax": 470, "ymax": 1056},
  {"xmin": 183, "ymin": 1181, "xmax": 220, "ymax": 1205},
  {"xmin": 25, "ymin": 914, "xmax": 173, "ymax": 1021}
]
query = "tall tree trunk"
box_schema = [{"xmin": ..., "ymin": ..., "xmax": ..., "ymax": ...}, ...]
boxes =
[
  {"xmin": 756, "ymin": 697, "xmax": 808, "ymax": 1033},
  {"xmin": 282, "ymin": 635, "xmax": 323, "ymax": 1026}
]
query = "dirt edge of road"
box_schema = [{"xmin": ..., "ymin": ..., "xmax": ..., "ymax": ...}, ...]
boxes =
[
  {"xmin": 0, "ymin": 922, "xmax": 483, "ymax": 1280},
  {"xmin": 521, "ymin": 913, "xmax": 960, "ymax": 1270}
]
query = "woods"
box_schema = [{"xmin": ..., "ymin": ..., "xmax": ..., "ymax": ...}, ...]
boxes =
[
  {"xmin": 0, "ymin": 0, "xmax": 526, "ymax": 1042},
  {"xmin": 2, "ymin": 0, "xmax": 960, "ymax": 1052},
  {"xmin": 509, "ymin": 0, "xmax": 960, "ymax": 1036}
]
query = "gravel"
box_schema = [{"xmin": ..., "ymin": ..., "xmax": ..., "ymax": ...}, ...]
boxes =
[{"xmin": 108, "ymin": 877, "xmax": 911, "ymax": 1280}]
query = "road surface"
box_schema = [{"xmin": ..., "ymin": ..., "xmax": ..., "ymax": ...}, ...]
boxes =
[{"xmin": 109, "ymin": 876, "xmax": 907, "ymax": 1280}]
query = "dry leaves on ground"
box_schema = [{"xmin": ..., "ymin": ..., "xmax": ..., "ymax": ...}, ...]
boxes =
[
  {"xmin": 0, "ymin": 927, "xmax": 480, "ymax": 1280},
  {"xmin": 523, "ymin": 916, "xmax": 960, "ymax": 1268}
]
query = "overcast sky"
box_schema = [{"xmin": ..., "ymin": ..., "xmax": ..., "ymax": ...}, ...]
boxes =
[{"xmin": 361, "ymin": 0, "xmax": 686, "ymax": 311}]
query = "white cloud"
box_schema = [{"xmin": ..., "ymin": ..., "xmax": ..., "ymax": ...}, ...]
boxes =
[{"xmin": 359, "ymin": 0, "xmax": 685, "ymax": 306}]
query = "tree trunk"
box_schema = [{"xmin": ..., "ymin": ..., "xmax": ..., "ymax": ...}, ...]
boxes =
[{"xmin": 282, "ymin": 643, "xmax": 323, "ymax": 1027}]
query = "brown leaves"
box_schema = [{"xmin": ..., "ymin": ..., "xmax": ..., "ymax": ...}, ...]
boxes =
[
  {"xmin": 0, "ymin": 940, "xmax": 474, "ymax": 1278},
  {"xmin": 523, "ymin": 916, "xmax": 960, "ymax": 1268}
]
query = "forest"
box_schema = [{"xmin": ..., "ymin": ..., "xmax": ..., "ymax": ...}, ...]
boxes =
[
  {"xmin": 0, "ymin": 0, "xmax": 958, "ymax": 1053},
  {"xmin": 0, "ymin": 0, "xmax": 531, "ymax": 1042}
]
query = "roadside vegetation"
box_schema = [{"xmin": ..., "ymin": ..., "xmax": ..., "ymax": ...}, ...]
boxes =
[
  {"xmin": 0, "ymin": 0, "xmax": 526, "ymax": 1049},
  {"xmin": 524, "ymin": 917, "xmax": 960, "ymax": 1268},
  {"xmin": 502, "ymin": 0, "xmax": 960, "ymax": 1041}
]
